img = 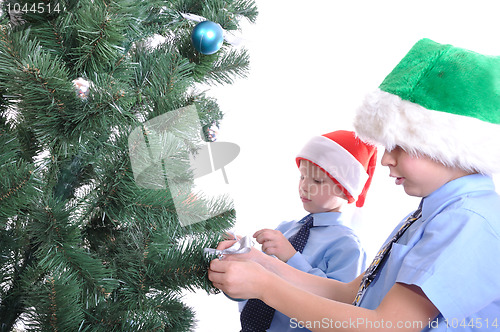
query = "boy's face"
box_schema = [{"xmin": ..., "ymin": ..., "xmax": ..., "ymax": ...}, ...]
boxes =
[
  {"xmin": 381, "ymin": 146, "xmax": 469, "ymax": 197},
  {"xmin": 298, "ymin": 160, "xmax": 347, "ymax": 214}
]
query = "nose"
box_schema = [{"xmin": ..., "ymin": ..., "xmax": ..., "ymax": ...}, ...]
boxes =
[
  {"xmin": 381, "ymin": 149, "xmax": 395, "ymax": 167},
  {"xmin": 299, "ymin": 177, "xmax": 309, "ymax": 193}
]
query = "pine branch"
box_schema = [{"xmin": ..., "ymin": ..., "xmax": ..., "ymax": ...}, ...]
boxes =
[
  {"xmin": 204, "ymin": 47, "xmax": 250, "ymax": 85},
  {"xmin": 23, "ymin": 198, "xmax": 116, "ymax": 330},
  {"xmin": 0, "ymin": 242, "xmax": 37, "ymax": 332},
  {"xmin": 0, "ymin": 123, "xmax": 36, "ymax": 217},
  {"xmin": 132, "ymin": 43, "xmax": 196, "ymax": 119},
  {"xmin": 229, "ymin": 0, "xmax": 259, "ymax": 24},
  {"xmin": 72, "ymin": 0, "xmax": 128, "ymax": 73},
  {"xmin": 0, "ymin": 27, "xmax": 81, "ymax": 148}
]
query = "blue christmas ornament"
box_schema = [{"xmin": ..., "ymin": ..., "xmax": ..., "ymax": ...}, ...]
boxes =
[{"xmin": 191, "ymin": 21, "xmax": 224, "ymax": 55}]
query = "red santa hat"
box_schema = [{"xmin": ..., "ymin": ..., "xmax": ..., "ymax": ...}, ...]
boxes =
[{"xmin": 296, "ymin": 130, "xmax": 377, "ymax": 208}]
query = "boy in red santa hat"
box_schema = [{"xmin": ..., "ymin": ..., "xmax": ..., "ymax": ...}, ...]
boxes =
[{"xmin": 239, "ymin": 130, "xmax": 377, "ymax": 331}]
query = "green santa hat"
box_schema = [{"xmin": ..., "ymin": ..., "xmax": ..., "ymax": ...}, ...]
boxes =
[{"xmin": 354, "ymin": 38, "xmax": 500, "ymax": 175}]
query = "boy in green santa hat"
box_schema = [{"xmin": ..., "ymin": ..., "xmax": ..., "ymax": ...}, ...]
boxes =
[{"xmin": 208, "ymin": 38, "xmax": 500, "ymax": 331}]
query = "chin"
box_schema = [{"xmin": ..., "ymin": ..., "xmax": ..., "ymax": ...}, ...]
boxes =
[
  {"xmin": 403, "ymin": 186, "xmax": 426, "ymax": 198},
  {"xmin": 303, "ymin": 207, "xmax": 320, "ymax": 214}
]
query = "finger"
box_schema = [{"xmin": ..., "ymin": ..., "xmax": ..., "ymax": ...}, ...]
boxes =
[
  {"xmin": 209, "ymin": 258, "xmax": 227, "ymax": 272},
  {"xmin": 208, "ymin": 272, "xmax": 225, "ymax": 290},
  {"xmin": 253, "ymin": 229, "xmax": 264, "ymax": 238},
  {"xmin": 261, "ymin": 245, "xmax": 271, "ymax": 255},
  {"xmin": 208, "ymin": 267, "xmax": 223, "ymax": 287},
  {"xmin": 254, "ymin": 229, "xmax": 276, "ymax": 244},
  {"xmin": 253, "ymin": 228, "xmax": 273, "ymax": 238},
  {"xmin": 261, "ymin": 243, "xmax": 276, "ymax": 255},
  {"xmin": 211, "ymin": 282, "xmax": 224, "ymax": 290}
]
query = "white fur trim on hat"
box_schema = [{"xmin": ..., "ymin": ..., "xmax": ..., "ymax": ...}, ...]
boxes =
[
  {"xmin": 297, "ymin": 136, "xmax": 369, "ymax": 199},
  {"xmin": 354, "ymin": 89, "xmax": 500, "ymax": 175}
]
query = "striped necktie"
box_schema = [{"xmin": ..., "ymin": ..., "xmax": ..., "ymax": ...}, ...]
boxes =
[
  {"xmin": 353, "ymin": 201, "xmax": 423, "ymax": 306},
  {"xmin": 240, "ymin": 214, "xmax": 314, "ymax": 331}
]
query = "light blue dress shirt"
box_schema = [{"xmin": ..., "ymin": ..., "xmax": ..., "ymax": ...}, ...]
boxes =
[
  {"xmin": 359, "ymin": 174, "xmax": 500, "ymax": 331},
  {"xmin": 268, "ymin": 211, "xmax": 366, "ymax": 331}
]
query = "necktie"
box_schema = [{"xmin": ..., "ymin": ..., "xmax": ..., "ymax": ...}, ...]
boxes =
[
  {"xmin": 287, "ymin": 214, "xmax": 314, "ymax": 253},
  {"xmin": 352, "ymin": 201, "xmax": 423, "ymax": 306},
  {"xmin": 240, "ymin": 214, "xmax": 314, "ymax": 331}
]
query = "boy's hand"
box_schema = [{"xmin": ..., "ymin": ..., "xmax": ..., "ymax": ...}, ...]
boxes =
[
  {"xmin": 215, "ymin": 238, "xmax": 270, "ymax": 265},
  {"xmin": 209, "ymin": 258, "xmax": 271, "ymax": 300},
  {"xmin": 253, "ymin": 229, "xmax": 296, "ymax": 262}
]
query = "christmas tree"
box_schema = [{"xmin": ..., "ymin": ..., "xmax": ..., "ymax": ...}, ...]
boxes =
[{"xmin": 0, "ymin": 0, "xmax": 257, "ymax": 330}]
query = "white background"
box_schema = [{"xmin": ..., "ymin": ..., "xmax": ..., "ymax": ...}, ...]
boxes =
[{"xmin": 184, "ymin": 0, "xmax": 500, "ymax": 331}]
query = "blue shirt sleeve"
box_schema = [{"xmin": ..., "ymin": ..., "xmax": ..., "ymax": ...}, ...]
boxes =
[
  {"xmin": 287, "ymin": 234, "xmax": 366, "ymax": 282},
  {"xmin": 396, "ymin": 205, "xmax": 500, "ymax": 320}
]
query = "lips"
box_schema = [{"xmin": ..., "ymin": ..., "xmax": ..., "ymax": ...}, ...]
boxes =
[
  {"xmin": 300, "ymin": 196, "xmax": 311, "ymax": 203},
  {"xmin": 390, "ymin": 174, "xmax": 405, "ymax": 185}
]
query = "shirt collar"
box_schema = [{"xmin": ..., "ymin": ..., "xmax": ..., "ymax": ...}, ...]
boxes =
[
  {"xmin": 302, "ymin": 211, "xmax": 347, "ymax": 227},
  {"xmin": 421, "ymin": 173, "xmax": 495, "ymax": 220}
]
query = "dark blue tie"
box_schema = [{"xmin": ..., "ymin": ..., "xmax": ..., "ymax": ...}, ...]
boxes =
[
  {"xmin": 240, "ymin": 214, "xmax": 314, "ymax": 331},
  {"xmin": 288, "ymin": 214, "xmax": 314, "ymax": 253}
]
